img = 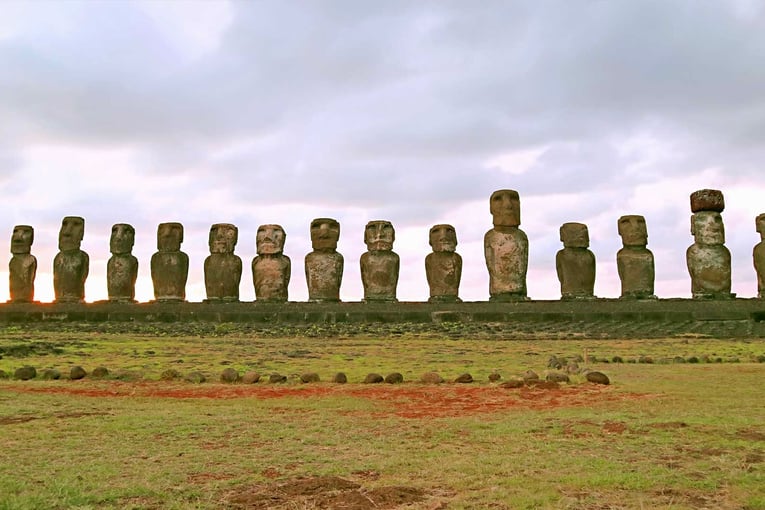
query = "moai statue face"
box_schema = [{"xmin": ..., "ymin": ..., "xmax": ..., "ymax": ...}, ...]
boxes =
[
  {"xmin": 110, "ymin": 223, "xmax": 135, "ymax": 255},
  {"xmin": 364, "ymin": 220, "xmax": 395, "ymax": 251},
  {"xmin": 256, "ymin": 224, "xmax": 286, "ymax": 255},
  {"xmin": 310, "ymin": 218, "xmax": 340, "ymax": 251},
  {"xmin": 157, "ymin": 222, "xmax": 183, "ymax": 252},
  {"xmin": 618, "ymin": 215, "xmax": 648, "ymax": 247},
  {"xmin": 10, "ymin": 225, "xmax": 34, "ymax": 255},
  {"xmin": 59, "ymin": 216, "xmax": 85, "ymax": 251},
  {"xmin": 429, "ymin": 224, "xmax": 457, "ymax": 253},
  {"xmin": 209, "ymin": 223, "xmax": 238, "ymax": 254},
  {"xmin": 560, "ymin": 222, "xmax": 589, "ymax": 248},
  {"xmin": 691, "ymin": 211, "xmax": 725, "ymax": 245},
  {"xmin": 757, "ymin": 213, "xmax": 765, "ymax": 241},
  {"xmin": 490, "ymin": 189, "xmax": 521, "ymax": 227}
]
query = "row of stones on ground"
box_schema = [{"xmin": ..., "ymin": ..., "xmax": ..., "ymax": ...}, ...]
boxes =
[{"xmin": 1, "ymin": 364, "xmax": 611, "ymax": 386}]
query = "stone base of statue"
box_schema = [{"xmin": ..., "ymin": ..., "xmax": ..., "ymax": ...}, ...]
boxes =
[
  {"xmin": 561, "ymin": 293, "xmax": 597, "ymax": 301},
  {"xmin": 204, "ymin": 297, "xmax": 239, "ymax": 304},
  {"xmin": 428, "ymin": 295, "xmax": 462, "ymax": 303},
  {"xmin": 489, "ymin": 292, "xmax": 529, "ymax": 302},
  {"xmin": 153, "ymin": 298, "xmax": 186, "ymax": 304},
  {"xmin": 692, "ymin": 292, "xmax": 736, "ymax": 300},
  {"xmin": 363, "ymin": 295, "xmax": 398, "ymax": 303},
  {"xmin": 618, "ymin": 292, "xmax": 657, "ymax": 300}
]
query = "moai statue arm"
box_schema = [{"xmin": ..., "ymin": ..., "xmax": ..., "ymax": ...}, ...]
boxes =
[{"xmin": 285, "ymin": 256, "xmax": 292, "ymax": 287}]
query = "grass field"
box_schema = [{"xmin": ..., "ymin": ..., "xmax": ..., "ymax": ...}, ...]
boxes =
[{"xmin": 1, "ymin": 324, "xmax": 764, "ymax": 509}]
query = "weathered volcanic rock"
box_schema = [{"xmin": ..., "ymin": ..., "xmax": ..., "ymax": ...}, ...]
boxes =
[
  {"xmin": 185, "ymin": 371, "xmax": 206, "ymax": 384},
  {"xmin": 160, "ymin": 368, "xmax": 182, "ymax": 381},
  {"xmin": 454, "ymin": 373, "xmax": 473, "ymax": 383},
  {"xmin": 499, "ymin": 378, "xmax": 524, "ymax": 389},
  {"xmin": 545, "ymin": 372, "xmax": 570, "ymax": 383},
  {"xmin": 269, "ymin": 373, "xmax": 287, "ymax": 383},
  {"xmin": 332, "ymin": 372, "xmax": 348, "ymax": 384},
  {"xmin": 385, "ymin": 372, "xmax": 404, "ymax": 384},
  {"xmin": 241, "ymin": 371, "xmax": 260, "ymax": 384},
  {"xmin": 220, "ymin": 368, "xmax": 240, "ymax": 383},
  {"xmin": 488, "ymin": 372, "xmax": 502, "ymax": 382},
  {"xmin": 522, "ymin": 370, "xmax": 540, "ymax": 382},
  {"xmin": 92, "ymin": 366, "xmax": 109, "ymax": 379},
  {"xmin": 420, "ymin": 372, "xmax": 444, "ymax": 384},
  {"xmin": 69, "ymin": 366, "xmax": 87, "ymax": 380},
  {"xmin": 690, "ymin": 189, "xmax": 725, "ymax": 213},
  {"xmin": 14, "ymin": 366, "xmax": 36, "ymax": 380},
  {"xmin": 364, "ymin": 373, "xmax": 384, "ymax": 384},
  {"xmin": 586, "ymin": 371, "xmax": 611, "ymax": 385},
  {"xmin": 41, "ymin": 368, "xmax": 61, "ymax": 380},
  {"xmin": 300, "ymin": 372, "xmax": 321, "ymax": 383}
]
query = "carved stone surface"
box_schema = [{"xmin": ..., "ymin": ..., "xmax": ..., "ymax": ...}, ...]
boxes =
[
  {"xmin": 53, "ymin": 216, "xmax": 88, "ymax": 303},
  {"xmin": 360, "ymin": 220, "xmax": 399, "ymax": 302},
  {"xmin": 484, "ymin": 189, "xmax": 528, "ymax": 301},
  {"xmin": 687, "ymin": 210, "xmax": 733, "ymax": 299},
  {"xmin": 9, "ymin": 225, "xmax": 37, "ymax": 303},
  {"xmin": 252, "ymin": 224, "xmax": 291, "ymax": 302},
  {"xmin": 305, "ymin": 218, "xmax": 344, "ymax": 302},
  {"xmin": 107, "ymin": 223, "xmax": 138, "ymax": 303},
  {"xmin": 204, "ymin": 223, "xmax": 242, "ymax": 302},
  {"xmin": 556, "ymin": 222, "xmax": 596, "ymax": 300},
  {"xmin": 755, "ymin": 214, "xmax": 765, "ymax": 299},
  {"xmin": 151, "ymin": 222, "xmax": 189, "ymax": 302},
  {"xmin": 616, "ymin": 215, "xmax": 655, "ymax": 299},
  {"xmin": 425, "ymin": 224, "xmax": 462, "ymax": 302},
  {"xmin": 690, "ymin": 189, "xmax": 725, "ymax": 213}
]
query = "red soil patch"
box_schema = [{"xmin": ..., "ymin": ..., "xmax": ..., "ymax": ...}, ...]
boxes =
[{"xmin": 6, "ymin": 381, "xmax": 649, "ymax": 419}]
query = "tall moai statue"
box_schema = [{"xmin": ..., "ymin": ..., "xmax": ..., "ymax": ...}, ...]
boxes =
[
  {"xmin": 425, "ymin": 224, "xmax": 462, "ymax": 302},
  {"xmin": 151, "ymin": 222, "xmax": 189, "ymax": 302},
  {"xmin": 616, "ymin": 215, "xmax": 655, "ymax": 299},
  {"xmin": 360, "ymin": 220, "xmax": 399, "ymax": 302},
  {"xmin": 753, "ymin": 213, "xmax": 765, "ymax": 299},
  {"xmin": 252, "ymin": 224, "xmax": 291, "ymax": 302},
  {"xmin": 107, "ymin": 223, "xmax": 138, "ymax": 303},
  {"xmin": 556, "ymin": 222, "xmax": 596, "ymax": 300},
  {"xmin": 53, "ymin": 216, "xmax": 88, "ymax": 303},
  {"xmin": 686, "ymin": 189, "xmax": 733, "ymax": 299},
  {"xmin": 204, "ymin": 223, "xmax": 242, "ymax": 302},
  {"xmin": 305, "ymin": 218, "xmax": 343, "ymax": 302},
  {"xmin": 484, "ymin": 189, "xmax": 529, "ymax": 301},
  {"xmin": 9, "ymin": 225, "xmax": 37, "ymax": 303}
]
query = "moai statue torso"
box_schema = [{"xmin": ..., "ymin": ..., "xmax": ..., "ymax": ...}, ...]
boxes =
[
  {"xmin": 616, "ymin": 215, "xmax": 655, "ymax": 299},
  {"xmin": 53, "ymin": 216, "xmax": 89, "ymax": 303},
  {"xmin": 204, "ymin": 223, "xmax": 242, "ymax": 302},
  {"xmin": 484, "ymin": 189, "xmax": 529, "ymax": 301},
  {"xmin": 556, "ymin": 222, "xmax": 596, "ymax": 300},
  {"xmin": 686, "ymin": 189, "xmax": 733, "ymax": 299},
  {"xmin": 107, "ymin": 223, "xmax": 138, "ymax": 303},
  {"xmin": 754, "ymin": 214, "xmax": 765, "ymax": 299},
  {"xmin": 8, "ymin": 225, "xmax": 37, "ymax": 303},
  {"xmin": 252, "ymin": 224, "xmax": 291, "ymax": 302},
  {"xmin": 305, "ymin": 218, "xmax": 344, "ymax": 302},
  {"xmin": 151, "ymin": 222, "xmax": 189, "ymax": 302},
  {"xmin": 425, "ymin": 224, "xmax": 462, "ymax": 302},
  {"xmin": 360, "ymin": 220, "xmax": 399, "ymax": 302}
]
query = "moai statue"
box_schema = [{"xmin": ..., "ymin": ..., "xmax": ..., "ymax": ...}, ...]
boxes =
[
  {"xmin": 484, "ymin": 189, "xmax": 529, "ymax": 301},
  {"xmin": 305, "ymin": 218, "xmax": 343, "ymax": 302},
  {"xmin": 360, "ymin": 220, "xmax": 399, "ymax": 302},
  {"xmin": 53, "ymin": 216, "xmax": 89, "ymax": 303},
  {"xmin": 107, "ymin": 223, "xmax": 138, "ymax": 303},
  {"xmin": 8, "ymin": 225, "xmax": 37, "ymax": 303},
  {"xmin": 204, "ymin": 223, "xmax": 242, "ymax": 302},
  {"xmin": 252, "ymin": 224, "xmax": 291, "ymax": 302},
  {"xmin": 616, "ymin": 215, "xmax": 655, "ymax": 299},
  {"xmin": 556, "ymin": 222, "xmax": 596, "ymax": 300},
  {"xmin": 151, "ymin": 222, "xmax": 189, "ymax": 302},
  {"xmin": 755, "ymin": 213, "xmax": 765, "ymax": 299},
  {"xmin": 686, "ymin": 189, "xmax": 733, "ymax": 299},
  {"xmin": 425, "ymin": 224, "xmax": 462, "ymax": 302}
]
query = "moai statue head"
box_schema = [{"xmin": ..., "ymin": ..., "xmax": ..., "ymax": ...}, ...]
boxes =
[
  {"xmin": 256, "ymin": 224, "xmax": 286, "ymax": 255},
  {"xmin": 691, "ymin": 211, "xmax": 725, "ymax": 245},
  {"xmin": 209, "ymin": 223, "xmax": 238, "ymax": 254},
  {"xmin": 110, "ymin": 223, "xmax": 135, "ymax": 255},
  {"xmin": 490, "ymin": 189, "xmax": 521, "ymax": 228},
  {"xmin": 429, "ymin": 224, "xmax": 458, "ymax": 253},
  {"xmin": 560, "ymin": 222, "xmax": 589, "ymax": 248},
  {"xmin": 310, "ymin": 218, "xmax": 340, "ymax": 251},
  {"xmin": 157, "ymin": 222, "xmax": 183, "ymax": 252},
  {"xmin": 58, "ymin": 216, "xmax": 85, "ymax": 251},
  {"xmin": 756, "ymin": 213, "xmax": 765, "ymax": 241},
  {"xmin": 10, "ymin": 225, "xmax": 34, "ymax": 255},
  {"xmin": 618, "ymin": 215, "xmax": 648, "ymax": 247},
  {"xmin": 364, "ymin": 220, "xmax": 395, "ymax": 251}
]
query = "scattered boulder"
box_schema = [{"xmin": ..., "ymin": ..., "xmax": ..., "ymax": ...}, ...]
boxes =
[
  {"xmin": 91, "ymin": 367, "xmax": 109, "ymax": 379},
  {"xmin": 566, "ymin": 361, "xmax": 580, "ymax": 374},
  {"xmin": 69, "ymin": 366, "xmax": 87, "ymax": 380},
  {"xmin": 499, "ymin": 378, "xmax": 524, "ymax": 389},
  {"xmin": 14, "ymin": 365, "xmax": 36, "ymax": 381},
  {"xmin": 488, "ymin": 372, "xmax": 501, "ymax": 382},
  {"xmin": 300, "ymin": 372, "xmax": 321, "ymax": 383},
  {"xmin": 547, "ymin": 356, "xmax": 563, "ymax": 369},
  {"xmin": 385, "ymin": 372, "xmax": 404, "ymax": 384},
  {"xmin": 638, "ymin": 356, "xmax": 654, "ymax": 364},
  {"xmin": 535, "ymin": 381, "xmax": 561, "ymax": 390},
  {"xmin": 364, "ymin": 373, "xmax": 384, "ymax": 384},
  {"xmin": 586, "ymin": 371, "xmax": 610, "ymax": 385},
  {"xmin": 332, "ymin": 372, "xmax": 348, "ymax": 384},
  {"xmin": 160, "ymin": 368, "xmax": 182, "ymax": 381},
  {"xmin": 41, "ymin": 368, "xmax": 61, "ymax": 380},
  {"xmin": 220, "ymin": 368, "xmax": 239, "ymax": 383},
  {"xmin": 0, "ymin": 369, "xmax": 8, "ymax": 380},
  {"xmin": 545, "ymin": 372, "xmax": 570, "ymax": 383},
  {"xmin": 241, "ymin": 371, "xmax": 261, "ymax": 384},
  {"xmin": 454, "ymin": 373, "xmax": 473, "ymax": 384},
  {"xmin": 611, "ymin": 356, "xmax": 624, "ymax": 363},
  {"xmin": 522, "ymin": 370, "xmax": 540, "ymax": 382},
  {"xmin": 420, "ymin": 372, "xmax": 444, "ymax": 384},
  {"xmin": 185, "ymin": 371, "xmax": 206, "ymax": 384},
  {"xmin": 269, "ymin": 373, "xmax": 287, "ymax": 384}
]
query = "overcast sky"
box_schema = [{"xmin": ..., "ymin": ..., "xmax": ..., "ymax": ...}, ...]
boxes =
[{"xmin": 2, "ymin": 0, "xmax": 765, "ymax": 303}]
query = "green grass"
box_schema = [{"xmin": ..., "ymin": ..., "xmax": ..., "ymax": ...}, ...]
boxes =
[{"xmin": 1, "ymin": 326, "xmax": 764, "ymax": 509}]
